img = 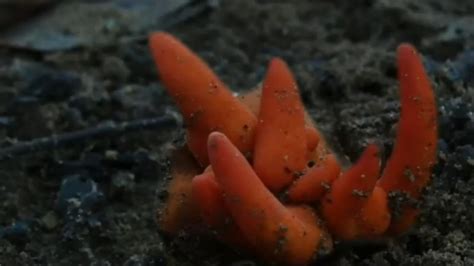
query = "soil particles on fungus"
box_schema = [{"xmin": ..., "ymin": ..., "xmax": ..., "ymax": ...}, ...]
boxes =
[{"xmin": 0, "ymin": 0, "xmax": 473, "ymax": 265}]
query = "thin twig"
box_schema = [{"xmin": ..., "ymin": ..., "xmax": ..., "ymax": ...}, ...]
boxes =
[{"xmin": 0, "ymin": 116, "xmax": 179, "ymax": 161}]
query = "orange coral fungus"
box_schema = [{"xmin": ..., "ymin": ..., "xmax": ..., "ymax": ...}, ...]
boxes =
[{"xmin": 149, "ymin": 32, "xmax": 438, "ymax": 265}]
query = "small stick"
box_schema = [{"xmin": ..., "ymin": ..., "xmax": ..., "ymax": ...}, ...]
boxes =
[{"xmin": 0, "ymin": 116, "xmax": 179, "ymax": 161}]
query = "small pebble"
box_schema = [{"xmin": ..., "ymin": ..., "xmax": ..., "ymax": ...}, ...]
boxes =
[
  {"xmin": 41, "ymin": 211, "xmax": 59, "ymax": 230},
  {"xmin": 110, "ymin": 171, "xmax": 136, "ymax": 199}
]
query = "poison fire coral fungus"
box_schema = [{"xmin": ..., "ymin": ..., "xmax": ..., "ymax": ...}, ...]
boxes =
[{"xmin": 149, "ymin": 32, "xmax": 438, "ymax": 265}]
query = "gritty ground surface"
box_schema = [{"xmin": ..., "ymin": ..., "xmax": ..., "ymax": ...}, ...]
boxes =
[{"xmin": 0, "ymin": 0, "xmax": 473, "ymax": 265}]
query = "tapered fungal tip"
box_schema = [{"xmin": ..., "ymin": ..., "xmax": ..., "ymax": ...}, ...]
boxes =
[
  {"xmin": 208, "ymin": 131, "xmax": 225, "ymax": 146},
  {"xmin": 149, "ymin": 31, "xmax": 179, "ymax": 51},
  {"xmin": 266, "ymin": 57, "xmax": 295, "ymax": 81},
  {"xmin": 305, "ymin": 126, "xmax": 320, "ymax": 153},
  {"xmin": 149, "ymin": 31, "xmax": 169, "ymax": 41},
  {"xmin": 364, "ymin": 143, "xmax": 380, "ymax": 159},
  {"xmin": 397, "ymin": 43, "xmax": 421, "ymax": 65},
  {"xmin": 350, "ymin": 143, "xmax": 381, "ymax": 175},
  {"xmin": 207, "ymin": 131, "xmax": 230, "ymax": 156},
  {"xmin": 149, "ymin": 31, "xmax": 190, "ymax": 47},
  {"xmin": 268, "ymin": 57, "xmax": 286, "ymax": 68},
  {"xmin": 192, "ymin": 172, "xmax": 209, "ymax": 189},
  {"xmin": 397, "ymin": 43, "xmax": 417, "ymax": 54}
]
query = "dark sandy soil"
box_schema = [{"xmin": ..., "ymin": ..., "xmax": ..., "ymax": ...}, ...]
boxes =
[{"xmin": 0, "ymin": 0, "xmax": 473, "ymax": 265}]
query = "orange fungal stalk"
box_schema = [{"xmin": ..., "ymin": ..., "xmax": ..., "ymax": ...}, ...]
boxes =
[
  {"xmin": 377, "ymin": 43, "xmax": 438, "ymax": 234},
  {"xmin": 322, "ymin": 144, "xmax": 390, "ymax": 240},
  {"xmin": 149, "ymin": 32, "xmax": 257, "ymax": 166},
  {"xmin": 287, "ymin": 154, "xmax": 340, "ymax": 204},
  {"xmin": 208, "ymin": 132, "xmax": 327, "ymax": 265},
  {"xmin": 192, "ymin": 171, "xmax": 248, "ymax": 248},
  {"xmin": 157, "ymin": 148, "xmax": 201, "ymax": 234},
  {"xmin": 253, "ymin": 58, "xmax": 309, "ymax": 192}
]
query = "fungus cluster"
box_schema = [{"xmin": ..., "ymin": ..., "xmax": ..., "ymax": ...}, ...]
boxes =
[{"xmin": 149, "ymin": 32, "xmax": 438, "ymax": 265}]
